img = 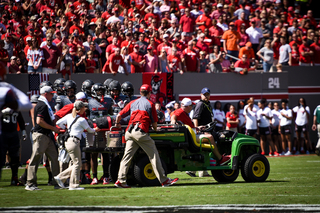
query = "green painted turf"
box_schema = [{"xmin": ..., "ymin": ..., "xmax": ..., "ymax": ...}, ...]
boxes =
[{"xmin": 0, "ymin": 155, "xmax": 320, "ymax": 207}]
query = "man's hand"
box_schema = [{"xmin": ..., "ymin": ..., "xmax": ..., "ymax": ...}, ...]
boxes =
[
  {"xmin": 94, "ymin": 127, "xmax": 101, "ymax": 132},
  {"xmin": 52, "ymin": 126, "xmax": 60, "ymax": 134},
  {"xmin": 312, "ymin": 124, "xmax": 317, "ymax": 131}
]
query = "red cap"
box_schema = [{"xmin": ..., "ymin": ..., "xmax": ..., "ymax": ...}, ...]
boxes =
[
  {"xmin": 283, "ymin": 23, "xmax": 288, "ymax": 27},
  {"xmin": 303, "ymin": 15, "xmax": 308, "ymax": 19},
  {"xmin": 134, "ymin": 44, "xmax": 139, "ymax": 48},
  {"xmin": 288, "ymin": 6, "xmax": 293, "ymax": 11},
  {"xmin": 6, "ymin": 25, "xmax": 11, "ymax": 29},
  {"xmin": 69, "ymin": 3, "xmax": 74, "ymax": 7},
  {"xmin": 147, "ymin": 45, "xmax": 152, "ymax": 50},
  {"xmin": 51, "ymin": 12, "xmax": 55, "ymax": 16},
  {"xmin": 5, "ymin": 33, "xmax": 12, "ymax": 38},
  {"xmin": 250, "ymin": 19, "xmax": 256, "ymax": 23},
  {"xmin": 113, "ymin": 7, "xmax": 119, "ymax": 12},
  {"xmin": 44, "ymin": 20, "xmax": 49, "ymax": 24},
  {"xmin": 8, "ymin": 20, "xmax": 13, "ymax": 24},
  {"xmin": 55, "ymin": 30, "xmax": 60, "ymax": 34},
  {"xmin": 56, "ymin": 23, "xmax": 61, "ymax": 27},
  {"xmin": 317, "ymin": 24, "xmax": 320, "ymax": 29},
  {"xmin": 172, "ymin": 38, "xmax": 178, "ymax": 42},
  {"xmin": 302, "ymin": 36, "xmax": 307, "ymax": 40},
  {"xmin": 80, "ymin": 12, "xmax": 86, "ymax": 16},
  {"xmin": 140, "ymin": 84, "xmax": 151, "ymax": 92},
  {"xmin": 229, "ymin": 22, "xmax": 235, "ymax": 26}
]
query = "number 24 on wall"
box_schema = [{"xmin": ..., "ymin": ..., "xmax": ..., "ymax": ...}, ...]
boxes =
[{"xmin": 268, "ymin": 77, "xmax": 280, "ymax": 89}]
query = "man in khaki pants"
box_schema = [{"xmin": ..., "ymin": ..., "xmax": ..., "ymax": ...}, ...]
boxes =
[
  {"xmin": 25, "ymin": 86, "xmax": 60, "ymax": 191},
  {"xmin": 114, "ymin": 84, "xmax": 179, "ymax": 188}
]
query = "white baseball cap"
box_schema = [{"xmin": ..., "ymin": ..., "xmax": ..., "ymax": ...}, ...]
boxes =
[
  {"xmin": 40, "ymin": 86, "xmax": 54, "ymax": 94},
  {"xmin": 181, "ymin": 98, "xmax": 195, "ymax": 107},
  {"xmin": 75, "ymin": 92, "xmax": 87, "ymax": 100}
]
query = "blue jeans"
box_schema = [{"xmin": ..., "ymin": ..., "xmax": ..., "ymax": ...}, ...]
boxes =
[
  {"xmin": 263, "ymin": 62, "xmax": 272, "ymax": 72},
  {"xmin": 28, "ymin": 66, "xmax": 42, "ymax": 73},
  {"xmin": 226, "ymin": 50, "xmax": 239, "ymax": 62}
]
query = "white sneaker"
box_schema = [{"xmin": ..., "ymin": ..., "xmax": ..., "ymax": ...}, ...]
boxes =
[
  {"xmin": 306, "ymin": 150, "xmax": 310, "ymax": 154},
  {"xmin": 54, "ymin": 176, "xmax": 66, "ymax": 188},
  {"xmin": 295, "ymin": 151, "xmax": 300, "ymax": 155},
  {"xmin": 25, "ymin": 184, "xmax": 42, "ymax": 191},
  {"xmin": 69, "ymin": 187, "xmax": 84, "ymax": 190},
  {"xmin": 284, "ymin": 151, "xmax": 292, "ymax": 156}
]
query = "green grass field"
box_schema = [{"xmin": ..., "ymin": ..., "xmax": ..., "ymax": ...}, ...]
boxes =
[{"xmin": 0, "ymin": 155, "xmax": 320, "ymax": 207}]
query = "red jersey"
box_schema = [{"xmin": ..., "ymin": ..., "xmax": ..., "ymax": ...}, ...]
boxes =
[
  {"xmin": 106, "ymin": 44, "xmax": 120, "ymax": 55},
  {"xmin": 55, "ymin": 103, "xmax": 86, "ymax": 119},
  {"xmin": 234, "ymin": 19, "xmax": 249, "ymax": 32},
  {"xmin": 234, "ymin": 60, "xmax": 250, "ymax": 69},
  {"xmin": 226, "ymin": 112, "xmax": 238, "ymax": 128},
  {"xmin": 195, "ymin": 14, "xmax": 211, "ymax": 32},
  {"xmin": 291, "ymin": 49, "xmax": 299, "ymax": 66},
  {"xmin": 310, "ymin": 43, "xmax": 320, "ymax": 64},
  {"xmin": 102, "ymin": 53, "xmax": 124, "ymax": 73},
  {"xmin": 167, "ymin": 54, "xmax": 181, "ymax": 72},
  {"xmin": 273, "ymin": 41, "xmax": 281, "ymax": 60},
  {"xmin": 171, "ymin": 108, "xmax": 195, "ymax": 128},
  {"xmin": 119, "ymin": 96, "xmax": 158, "ymax": 133},
  {"xmin": 182, "ymin": 48, "xmax": 198, "ymax": 72},
  {"xmin": 299, "ymin": 44, "xmax": 312, "ymax": 63},
  {"xmin": 209, "ymin": 26, "xmax": 224, "ymax": 46},
  {"xmin": 65, "ymin": 12, "xmax": 78, "ymax": 21},
  {"xmin": 86, "ymin": 59, "xmax": 96, "ymax": 73},
  {"xmin": 121, "ymin": 40, "xmax": 135, "ymax": 54},
  {"xmin": 179, "ymin": 15, "xmax": 195, "ymax": 33},
  {"xmin": 69, "ymin": 25, "xmax": 84, "ymax": 35},
  {"xmin": 130, "ymin": 51, "xmax": 144, "ymax": 73},
  {"xmin": 157, "ymin": 42, "xmax": 172, "ymax": 55}
]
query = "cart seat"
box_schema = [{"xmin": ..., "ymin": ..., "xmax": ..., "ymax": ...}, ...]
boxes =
[{"xmin": 184, "ymin": 125, "xmax": 214, "ymax": 152}]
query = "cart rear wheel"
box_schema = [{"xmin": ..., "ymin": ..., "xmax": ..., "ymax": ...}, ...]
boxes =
[
  {"xmin": 211, "ymin": 169, "xmax": 239, "ymax": 183},
  {"xmin": 134, "ymin": 156, "xmax": 167, "ymax": 186}
]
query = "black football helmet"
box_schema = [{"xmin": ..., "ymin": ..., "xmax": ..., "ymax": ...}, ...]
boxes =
[
  {"xmin": 121, "ymin": 81, "xmax": 134, "ymax": 97},
  {"xmin": 108, "ymin": 80, "xmax": 121, "ymax": 98},
  {"xmin": 103, "ymin": 78, "xmax": 114, "ymax": 94},
  {"xmin": 81, "ymin": 79, "xmax": 95, "ymax": 96},
  {"xmin": 91, "ymin": 83, "xmax": 106, "ymax": 100},
  {"xmin": 53, "ymin": 78, "xmax": 66, "ymax": 95},
  {"xmin": 39, "ymin": 81, "xmax": 52, "ymax": 89},
  {"xmin": 63, "ymin": 80, "xmax": 77, "ymax": 92}
]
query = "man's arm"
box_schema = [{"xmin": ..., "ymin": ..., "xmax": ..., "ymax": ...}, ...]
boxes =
[{"xmin": 36, "ymin": 117, "xmax": 59, "ymax": 133}]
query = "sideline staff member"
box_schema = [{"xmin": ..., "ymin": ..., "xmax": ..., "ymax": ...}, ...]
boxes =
[
  {"xmin": 25, "ymin": 86, "xmax": 60, "ymax": 191},
  {"xmin": 114, "ymin": 84, "xmax": 179, "ymax": 188}
]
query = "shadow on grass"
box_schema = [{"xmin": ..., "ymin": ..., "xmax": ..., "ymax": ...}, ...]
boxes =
[{"xmin": 175, "ymin": 180, "xmax": 288, "ymax": 187}]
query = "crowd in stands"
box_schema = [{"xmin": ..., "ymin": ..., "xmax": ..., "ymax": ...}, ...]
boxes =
[{"xmin": 0, "ymin": 0, "xmax": 318, "ymax": 76}]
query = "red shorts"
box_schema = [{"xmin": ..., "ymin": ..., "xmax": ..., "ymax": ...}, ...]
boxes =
[{"xmin": 59, "ymin": 69, "xmax": 71, "ymax": 76}]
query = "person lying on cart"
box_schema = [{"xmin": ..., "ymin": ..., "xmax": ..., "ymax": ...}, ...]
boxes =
[{"xmin": 171, "ymin": 97, "xmax": 230, "ymax": 166}]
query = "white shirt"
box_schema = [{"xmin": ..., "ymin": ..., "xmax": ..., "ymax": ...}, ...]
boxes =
[
  {"xmin": 27, "ymin": 49, "xmax": 44, "ymax": 66},
  {"xmin": 292, "ymin": 105, "xmax": 310, "ymax": 126},
  {"xmin": 245, "ymin": 27, "xmax": 263, "ymax": 44},
  {"xmin": 213, "ymin": 109, "xmax": 225, "ymax": 127},
  {"xmin": 57, "ymin": 114, "xmax": 95, "ymax": 139},
  {"xmin": 279, "ymin": 108, "xmax": 292, "ymax": 126},
  {"xmin": 271, "ymin": 109, "xmax": 281, "ymax": 127},
  {"xmin": 243, "ymin": 106, "xmax": 257, "ymax": 130},
  {"xmin": 279, "ymin": 44, "xmax": 291, "ymax": 64},
  {"xmin": 238, "ymin": 109, "xmax": 245, "ymax": 127},
  {"xmin": 257, "ymin": 107, "xmax": 272, "ymax": 128},
  {"xmin": 40, "ymin": 41, "xmax": 57, "ymax": 48}
]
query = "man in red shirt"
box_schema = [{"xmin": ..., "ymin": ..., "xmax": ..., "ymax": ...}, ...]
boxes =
[
  {"xmin": 65, "ymin": 4, "xmax": 78, "ymax": 21},
  {"xmin": 234, "ymin": 54, "xmax": 251, "ymax": 74},
  {"xmin": 156, "ymin": 34, "xmax": 172, "ymax": 55},
  {"xmin": 171, "ymin": 98, "xmax": 195, "ymax": 128},
  {"xmin": 106, "ymin": 37, "xmax": 120, "ymax": 60},
  {"xmin": 195, "ymin": 7, "xmax": 211, "ymax": 32},
  {"xmin": 311, "ymin": 36, "xmax": 320, "ymax": 66},
  {"xmin": 130, "ymin": 44, "xmax": 145, "ymax": 73},
  {"xmin": 179, "ymin": 8, "xmax": 195, "ymax": 37},
  {"xmin": 234, "ymin": 12, "xmax": 249, "ymax": 32},
  {"xmin": 41, "ymin": 34, "xmax": 62, "ymax": 74},
  {"xmin": 121, "ymin": 32, "xmax": 135, "ymax": 54},
  {"xmin": 299, "ymin": 36, "xmax": 313, "ymax": 66},
  {"xmin": 114, "ymin": 84, "xmax": 179, "ymax": 188},
  {"xmin": 196, "ymin": 33, "xmax": 209, "ymax": 54},
  {"xmin": 102, "ymin": 47, "xmax": 128, "ymax": 75},
  {"xmin": 182, "ymin": 41, "xmax": 199, "ymax": 72},
  {"xmin": 69, "ymin": 18, "xmax": 84, "ymax": 36},
  {"xmin": 209, "ymin": 19, "xmax": 224, "ymax": 46}
]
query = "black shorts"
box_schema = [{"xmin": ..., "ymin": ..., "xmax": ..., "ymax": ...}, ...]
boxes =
[
  {"xmin": 259, "ymin": 127, "xmax": 271, "ymax": 136},
  {"xmin": 246, "ymin": 129, "xmax": 257, "ymax": 136},
  {"xmin": 295, "ymin": 124, "xmax": 308, "ymax": 133},
  {"xmin": 280, "ymin": 125, "xmax": 291, "ymax": 135},
  {"xmin": 2, "ymin": 132, "xmax": 20, "ymax": 159},
  {"xmin": 271, "ymin": 128, "xmax": 280, "ymax": 135}
]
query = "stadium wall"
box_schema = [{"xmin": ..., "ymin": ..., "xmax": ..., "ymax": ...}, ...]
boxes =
[{"xmin": 5, "ymin": 67, "xmax": 320, "ymax": 163}]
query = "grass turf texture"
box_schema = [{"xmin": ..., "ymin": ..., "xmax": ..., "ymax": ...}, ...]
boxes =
[{"xmin": 0, "ymin": 155, "xmax": 319, "ymax": 207}]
